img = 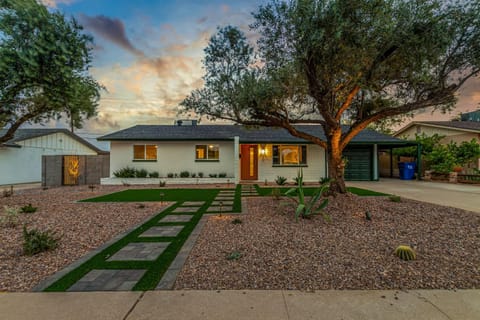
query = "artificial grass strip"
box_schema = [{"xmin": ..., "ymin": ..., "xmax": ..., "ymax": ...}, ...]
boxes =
[
  {"xmin": 255, "ymin": 185, "xmax": 389, "ymax": 197},
  {"xmin": 45, "ymin": 188, "xmax": 242, "ymax": 292},
  {"xmin": 80, "ymin": 188, "xmax": 221, "ymax": 202}
]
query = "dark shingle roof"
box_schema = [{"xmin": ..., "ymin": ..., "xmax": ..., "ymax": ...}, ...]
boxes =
[
  {"xmin": 0, "ymin": 128, "xmax": 107, "ymax": 153},
  {"xmin": 98, "ymin": 125, "xmax": 407, "ymax": 145},
  {"xmin": 416, "ymin": 121, "xmax": 480, "ymax": 132}
]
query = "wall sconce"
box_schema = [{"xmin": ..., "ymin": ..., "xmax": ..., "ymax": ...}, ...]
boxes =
[{"xmin": 259, "ymin": 144, "xmax": 267, "ymax": 160}]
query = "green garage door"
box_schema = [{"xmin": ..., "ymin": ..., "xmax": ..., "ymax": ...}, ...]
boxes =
[{"xmin": 343, "ymin": 147, "xmax": 372, "ymax": 181}]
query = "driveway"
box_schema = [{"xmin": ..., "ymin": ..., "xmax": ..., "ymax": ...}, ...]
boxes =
[{"xmin": 348, "ymin": 178, "xmax": 480, "ymax": 213}]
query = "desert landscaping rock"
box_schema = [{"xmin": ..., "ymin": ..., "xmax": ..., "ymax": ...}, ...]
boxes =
[
  {"xmin": 107, "ymin": 242, "xmax": 170, "ymax": 261},
  {"xmin": 139, "ymin": 226, "xmax": 184, "ymax": 237},
  {"xmin": 175, "ymin": 194, "xmax": 480, "ymax": 290},
  {"xmin": 159, "ymin": 215, "xmax": 193, "ymax": 223},
  {"xmin": 0, "ymin": 185, "xmax": 168, "ymax": 292},
  {"xmin": 67, "ymin": 269, "xmax": 146, "ymax": 291}
]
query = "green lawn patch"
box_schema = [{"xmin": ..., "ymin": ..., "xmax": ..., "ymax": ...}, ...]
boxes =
[
  {"xmin": 255, "ymin": 185, "xmax": 389, "ymax": 197},
  {"xmin": 45, "ymin": 187, "xmax": 241, "ymax": 292}
]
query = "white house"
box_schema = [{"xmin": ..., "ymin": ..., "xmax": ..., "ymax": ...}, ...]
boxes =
[
  {"xmin": 0, "ymin": 129, "xmax": 105, "ymax": 185},
  {"xmin": 98, "ymin": 122, "xmax": 410, "ymax": 184}
]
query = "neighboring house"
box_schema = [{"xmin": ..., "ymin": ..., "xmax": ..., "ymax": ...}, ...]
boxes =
[
  {"xmin": 98, "ymin": 123, "xmax": 410, "ymax": 183},
  {"xmin": 0, "ymin": 129, "xmax": 106, "ymax": 185},
  {"xmin": 394, "ymin": 120, "xmax": 480, "ymax": 169}
]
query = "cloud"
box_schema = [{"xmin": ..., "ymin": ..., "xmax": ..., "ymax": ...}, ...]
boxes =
[
  {"xmin": 39, "ymin": 0, "xmax": 75, "ymax": 8},
  {"xmin": 79, "ymin": 14, "xmax": 144, "ymax": 56}
]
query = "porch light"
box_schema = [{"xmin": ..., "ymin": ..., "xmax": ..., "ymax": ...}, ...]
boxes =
[{"xmin": 259, "ymin": 144, "xmax": 267, "ymax": 159}]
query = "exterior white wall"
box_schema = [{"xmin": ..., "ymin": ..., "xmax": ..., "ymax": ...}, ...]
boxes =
[
  {"xmin": 0, "ymin": 132, "xmax": 98, "ymax": 185},
  {"xmin": 109, "ymin": 141, "xmax": 236, "ymax": 178},
  {"xmin": 255, "ymin": 144, "xmax": 326, "ymax": 183}
]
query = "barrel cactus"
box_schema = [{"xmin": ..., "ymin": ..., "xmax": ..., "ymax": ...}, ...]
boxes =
[{"xmin": 394, "ymin": 245, "xmax": 416, "ymax": 261}]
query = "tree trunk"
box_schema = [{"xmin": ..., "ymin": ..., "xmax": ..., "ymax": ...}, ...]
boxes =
[{"xmin": 327, "ymin": 146, "xmax": 347, "ymax": 194}]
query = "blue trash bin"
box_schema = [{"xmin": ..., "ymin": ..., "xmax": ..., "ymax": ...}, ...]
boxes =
[{"xmin": 398, "ymin": 162, "xmax": 416, "ymax": 180}]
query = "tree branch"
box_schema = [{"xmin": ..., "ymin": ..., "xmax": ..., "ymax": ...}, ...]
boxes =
[{"xmin": 335, "ymin": 85, "xmax": 360, "ymax": 121}]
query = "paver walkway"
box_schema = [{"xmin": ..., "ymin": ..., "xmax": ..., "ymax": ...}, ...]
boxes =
[{"xmin": 39, "ymin": 188, "xmax": 241, "ymax": 292}]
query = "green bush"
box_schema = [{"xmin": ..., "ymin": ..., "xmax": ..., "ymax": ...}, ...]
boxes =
[
  {"xmin": 275, "ymin": 176, "xmax": 287, "ymax": 185},
  {"xmin": 218, "ymin": 172, "xmax": 227, "ymax": 178},
  {"xmin": 1, "ymin": 206, "xmax": 20, "ymax": 228},
  {"xmin": 198, "ymin": 172, "xmax": 204, "ymax": 178},
  {"xmin": 159, "ymin": 180, "xmax": 166, "ymax": 187},
  {"xmin": 209, "ymin": 173, "xmax": 218, "ymax": 178},
  {"xmin": 21, "ymin": 204, "xmax": 37, "ymax": 214},
  {"xmin": 388, "ymin": 195, "xmax": 402, "ymax": 202},
  {"xmin": 149, "ymin": 171, "xmax": 159, "ymax": 178},
  {"xmin": 136, "ymin": 169, "xmax": 148, "ymax": 178},
  {"xmin": 191, "ymin": 172, "xmax": 197, "ymax": 178},
  {"xmin": 180, "ymin": 171, "xmax": 190, "ymax": 178},
  {"xmin": 113, "ymin": 167, "xmax": 137, "ymax": 178},
  {"xmin": 23, "ymin": 226, "xmax": 59, "ymax": 256},
  {"xmin": 167, "ymin": 173, "xmax": 174, "ymax": 178}
]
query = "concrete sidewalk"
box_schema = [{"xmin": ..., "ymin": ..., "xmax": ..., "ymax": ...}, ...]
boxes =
[
  {"xmin": 1, "ymin": 290, "xmax": 479, "ymax": 320},
  {"xmin": 348, "ymin": 179, "xmax": 480, "ymax": 213}
]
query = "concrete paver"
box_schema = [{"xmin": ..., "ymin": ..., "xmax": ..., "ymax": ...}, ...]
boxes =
[
  {"xmin": 107, "ymin": 242, "xmax": 170, "ymax": 261},
  {"xmin": 159, "ymin": 215, "xmax": 193, "ymax": 222},
  {"xmin": 171, "ymin": 207, "xmax": 198, "ymax": 213},
  {"xmin": 67, "ymin": 269, "xmax": 146, "ymax": 291},
  {"xmin": 140, "ymin": 226, "xmax": 183, "ymax": 237},
  {"xmin": 0, "ymin": 292, "xmax": 142, "ymax": 320},
  {"xmin": 348, "ymin": 179, "xmax": 480, "ymax": 213}
]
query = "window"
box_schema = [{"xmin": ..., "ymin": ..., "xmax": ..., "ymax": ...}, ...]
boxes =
[
  {"xmin": 272, "ymin": 145, "xmax": 307, "ymax": 166},
  {"xmin": 133, "ymin": 145, "xmax": 157, "ymax": 161},
  {"xmin": 196, "ymin": 144, "xmax": 219, "ymax": 161}
]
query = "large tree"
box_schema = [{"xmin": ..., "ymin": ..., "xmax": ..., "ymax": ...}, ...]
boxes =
[
  {"xmin": 181, "ymin": 0, "xmax": 480, "ymax": 193},
  {"xmin": 0, "ymin": 0, "xmax": 102, "ymax": 142}
]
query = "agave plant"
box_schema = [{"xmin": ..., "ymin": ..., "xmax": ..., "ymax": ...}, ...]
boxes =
[{"xmin": 284, "ymin": 169, "xmax": 330, "ymax": 222}]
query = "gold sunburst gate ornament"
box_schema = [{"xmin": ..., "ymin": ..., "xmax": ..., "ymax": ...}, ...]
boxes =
[{"xmin": 67, "ymin": 157, "xmax": 80, "ymax": 184}]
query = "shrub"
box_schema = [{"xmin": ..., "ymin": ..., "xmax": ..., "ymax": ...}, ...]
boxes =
[
  {"xmin": 23, "ymin": 226, "xmax": 59, "ymax": 256},
  {"xmin": 394, "ymin": 245, "xmax": 416, "ymax": 261},
  {"xmin": 198, "ymin": 172, "xmax": 204, "ymax": 178},
  {"xmin": 271, "ymin": 188, "xmax": 282, "ymax": 200},
  {"xmin": 21, "ymin": 204, "xmax": 37, "ymax": 214},
  {"xmin": 226, "ymin": 250, "xmax": 242, "ymax": 260},
  {"xmin": 149, "ymin": 171, "xmax": 159, "ymax": 178},
  {"xmin": 1, "ymin": 206, "xmax": 20, "ymax": 227},
  {"xmin": 209, "ymin": 173, "xmax": 218, "ymax": 178},
  {"xmin": 388, "ymin": 195, "xmax": 402, "ymax": 202},
  {"xmin": 167, "ymin": 173, "xmax": 174, "ymax": 178},
  {"xmin": 293, "ymin": 176, "xmax": 302, "ymax": 186},
  {"xmin": 113, "ymin": 166, "xmax": 137, "ymax": 178},
  {"xmin": 159, "ymin": 180, "xmax": 166, "ymax": 187},
  {"xmin": 319, "ymin": 177, "xmax": 331, "ymax": 184},
  {"xmin": 218, "ymin": 172, "xmax": 227, "ymax": 178},
  {"xmin": 180, "ymin": 171, "xmax": 190, "ymax": 178},
  {"xmin": 191, "ymin": 172, "xmax": 197, "ymax": 178},
  {"xmin": 136, "ymin": 169, "xmax": 148, "ymax": 178},
  {"xmin": 232, "ymin": 218, "xmax": 242, "ymax": 224},
  {"xmin": 275, "ymin": 176, "xmax": 287, "ymax": 185}
]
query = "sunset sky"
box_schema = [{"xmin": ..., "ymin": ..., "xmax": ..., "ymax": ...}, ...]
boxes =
[{"xmin": 41, "ymin": 0, "xmax": 480, "ymax": 136}]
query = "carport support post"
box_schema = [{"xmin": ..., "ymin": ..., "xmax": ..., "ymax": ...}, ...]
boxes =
[
  {"xmin": 373, "ymin": 144, "xmax": 379, "ymax": 180},
  {"xmin": 416, "ymin": 143, "xmax": 422, "ymax": 180},
  {"xmin": 234, "ymin": 136, "xmax": 240, "ymax": 184}
]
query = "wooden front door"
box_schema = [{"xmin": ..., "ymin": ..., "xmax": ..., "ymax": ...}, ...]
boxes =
[{"xmin": 241, "ymin": 145, "xmax": 258, "ymax": 180}]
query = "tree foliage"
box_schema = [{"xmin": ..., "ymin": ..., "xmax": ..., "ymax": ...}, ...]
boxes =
[
  {"xmin": 0, "ymin": 0, "xmax": 102, "ymax": 142},
  {"xmin": 181, "ymin": 0, "xmax": 480, "ymax": 193}
]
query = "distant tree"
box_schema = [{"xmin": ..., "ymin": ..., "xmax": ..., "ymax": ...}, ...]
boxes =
[
  {"xmin": 181, "ymin": 0, "xmax": 480, "ymax": 193},
  {"xmin": 0, "ymin": 0, "xmax": 102, "ymax": 142}
]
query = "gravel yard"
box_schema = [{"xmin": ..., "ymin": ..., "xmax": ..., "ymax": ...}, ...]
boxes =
[
  {"xmin": 0, "ymin": 185, "xmax": 168, "ymax": 292},
  {"xmin": 175, "ymin": 194, "xmax": 480, "ymax": 290}
]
